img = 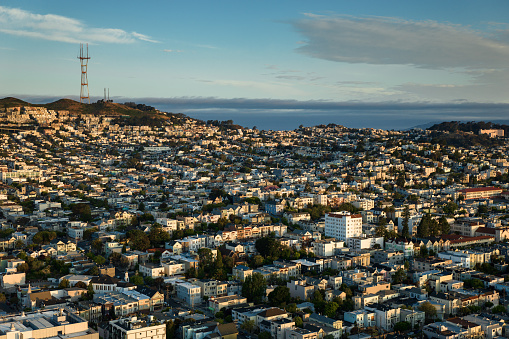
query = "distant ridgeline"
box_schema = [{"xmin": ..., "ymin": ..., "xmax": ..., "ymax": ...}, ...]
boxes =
[{"xmin": 426, "ymin": 121, "xmax": 507, "ymax": 147}]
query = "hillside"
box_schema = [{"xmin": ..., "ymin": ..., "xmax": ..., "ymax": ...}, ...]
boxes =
[
  {"xmin": 426, "ymin": 121, "xmax": 507, "ymax": 148},
  {"xmin": 428, "ymin": 121, "xmax": 509, "ymax": 135},
  {"xmin": 0, "ymin": 97, "xmax": 31, "ymax": 108},
  {"xmin": 0, "ymin": 97, "xmax": 176, "ymax": 125}
]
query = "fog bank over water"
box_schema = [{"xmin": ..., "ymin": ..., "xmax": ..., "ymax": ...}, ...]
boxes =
[
  {"xmin": 142, "ymin": 98, "xmax": 509, "ymax": 131},
  {"xmin": 164, "ymin": 108, "xmax": 509, "ymax": 131},
  {"xmin": 15, "ymin": 95, "xmax": 509, "ymax": 131}
]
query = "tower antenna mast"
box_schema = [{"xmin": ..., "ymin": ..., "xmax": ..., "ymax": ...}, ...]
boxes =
[{"xmin": 78, "ymin": 43, "xmax": 91, "ymax": 104}]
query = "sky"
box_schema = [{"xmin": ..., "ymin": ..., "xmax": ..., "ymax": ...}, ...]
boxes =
[{"xmin": 2, "ymin": 1, "xmax": 509, "ymax": 129}]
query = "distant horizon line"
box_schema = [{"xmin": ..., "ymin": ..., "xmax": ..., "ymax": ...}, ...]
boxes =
[{"xmin": 4, "ymin": 94, "xmax": 509, "ymax": 131}]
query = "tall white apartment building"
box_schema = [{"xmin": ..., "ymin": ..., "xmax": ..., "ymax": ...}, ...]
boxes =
[{"xmin": 325, "ymin": 212, "xmax": 363, "ymax": 242}]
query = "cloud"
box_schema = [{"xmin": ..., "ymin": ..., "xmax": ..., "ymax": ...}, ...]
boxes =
[
  {"xmin": 114, "ymin": 96, "xmax": 509, "ymax": 113},
  {"xmin": 163, "ymin": 49, "xmax": 183, "ymax": 53},
  {"xmin": 292, "ymin": 13, "xmax": 509, "ymax": 69},
  {"xmin": 0, "ymin": 6, "xmax": 158, "ymax": 44}
]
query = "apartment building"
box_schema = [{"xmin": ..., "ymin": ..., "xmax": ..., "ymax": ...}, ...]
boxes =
[
  {"xmin": 108, "ymin": 317, "xmax": 165, "ymax": 339},
  {"xmin": 324, "ymin": 212, "xmax": 363, "ymax": 242},
  {"xmin": 176, "ymin": 282, "xmax": 201, "ymax": 307}
]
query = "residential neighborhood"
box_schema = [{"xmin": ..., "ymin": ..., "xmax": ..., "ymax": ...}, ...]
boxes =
[{"xmin": 2, "ymin": 101, "xmax": 509, "ymax": 338}]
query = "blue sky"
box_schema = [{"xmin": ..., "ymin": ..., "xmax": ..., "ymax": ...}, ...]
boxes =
[{"xmin": 2, "ymin": 1, "xmax": 509, "ymax": 128}]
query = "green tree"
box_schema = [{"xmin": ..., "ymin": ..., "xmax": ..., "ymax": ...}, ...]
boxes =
[
  {"xmin": 268, "ymin": 286, "xmax": 291, "ymax": 307},
  {"xmin": 130, "ymin": 274, "xmax": 144, "ymax": 286},
  {"xmin": 401, "ymin": 205, "xmax": 410, "ymax": 238},
  {"xmin": 324, "ymin": 302, "xmax": 339, "ymax": 318},
  {"xmin": 419, "ymin": 301, "xmax": 437, "ymax": 321},
  {"xmin": 240, "ymin": 320, "xmax": 255, "ymax": 333},
  {"xmin": 392, "ymin": 268, "xmax": 407, "ymax": 284},
  {"xmin": 439, "ymin": 216, "xmax": 450, "ymax": 235},
  {"xmin": 492, "ymin": 305, "xmax": 506, "ymax": 314},
  {"xmin": 443, "ymin": 201, "xmax": 458, "ymax": 215},
  {"xmin": 242, "ymin": 273, "xmax": 267, "ymax": 304},
  {"xmin": 255, "ymin": 237, "xmax": 281, "ymax": 258},
  {"xmin": 59, "ymin": 279, "xmax": 70, "ymax": 289},
  {"xmin": 258, "ymin": 332, "xmax": 272, "ymax": 339},
  {"xmin": 294, "ymin": 316, "xmax": 303, "ymax": 328},
  {"xmin": 86, "ymin": 282, "xmax": 95, "ymax": 299},
  {"xmin": 71, "ymin": 203, "xmax": 92, "ymax": 221},
  {"xmin": 94, "ymin": 255, "xmax": 106, "ymax": 265},
  {"xmin": 394, "ymin": 321, "xmax": 411, "ymax": 332},
  {"xmin": 128, "ymin": 230, "xmax": 150, "ymax": 251},
  {"xmin": 149, "ymin": 224, "xmax": 170, "ymax": 247},
  {"xmin": 417, "ymin": 213, "xmax": 438, "ymax": 238},
  {"xmin": 92, "ymin": 240, "xmax": 103, "ymax": 253}
]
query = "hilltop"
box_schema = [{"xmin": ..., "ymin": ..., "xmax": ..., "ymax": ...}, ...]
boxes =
[
  {"xmin": 0, "ymin": 97, "xmax": 31, "ymax": 108},
  {"xmin": 0, "ymin": 97, "xmax": 178, "ymax": 126}
]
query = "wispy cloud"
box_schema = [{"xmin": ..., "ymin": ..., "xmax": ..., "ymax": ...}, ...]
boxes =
[
  {"xmin": 163, "ymin": 49, "xmax": 183, "ymax": 53},
  {"xmin": 0, "ymin": 6, "xmax": 158, "ymax": 44},
  {"xmin": 292, "ymin": 13, "xmax": 509, "ymax": 69}
]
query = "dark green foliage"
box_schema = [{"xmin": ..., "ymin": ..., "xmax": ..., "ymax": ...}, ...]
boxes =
[
  {"xmin": 70, "ymin": 203, "xmax": 92, "ymax": 222},
  {"xmin": 394, "ymin": 321, "xmax": 411, "ymax": 332},
  {"xmin": 402, "ymin": 205, "xmax": 410, "ymax": 238},
  {"xmin": 242, "ymin": 273, "xmax": 267, "ymax": 304},
  {"xmin": 392, "ymin": 268, "xmax": 407, "ymax": 284},
  {"xmin": 492, "ymin": 305, "xmax": 506, "ymax": 314},
  {"xmin": 268, "ymin": 286, "xmax": 291, "ymax": 307}
]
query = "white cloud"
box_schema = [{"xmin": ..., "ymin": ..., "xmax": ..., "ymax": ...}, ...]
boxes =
[
  {"xmin": 0, "ymin": 6, "xmax": 158, "ymax": 44},
  {"xmin": 163, "ymin": 49, "xmax": 183, "ymax": 53},
  {"xmin": 292, "ymin": 13, "xmax": 509, "ymax": 69}
]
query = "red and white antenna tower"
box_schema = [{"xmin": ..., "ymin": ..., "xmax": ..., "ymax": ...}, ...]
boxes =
[{"xmin": 78, "ymin": 43, "xmax": 91, "ymax": 104}]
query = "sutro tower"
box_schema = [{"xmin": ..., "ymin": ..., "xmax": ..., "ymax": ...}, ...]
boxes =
[{"xmin": 78, "ymin": 43, "xmax": 91, "ymax": 104}]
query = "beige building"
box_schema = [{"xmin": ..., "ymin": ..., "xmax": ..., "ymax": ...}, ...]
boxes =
[
  {"xmin": 209, "ymin": 295, "xmax": 248, "ymax": 313},
  {"xmin": 108, "ymin": 317, "xmax": 165, "ymax": 339},
  {"xmin": 0, "ymin": 309, "xmax": 98, "ymax": 339}
]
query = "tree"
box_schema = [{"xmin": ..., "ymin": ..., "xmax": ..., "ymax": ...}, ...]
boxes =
[
  {"xmin": 394, "ymin": 321, "xmax": 411, "ymax": 332},
  {"xmin": 251, "ymin": 255, "xmax": 264, "ymax": 268},
  {"xmin": 240, "ymin": 320, "xmax": 255, "ymax": 333},
  {"xmin": 17, "ymin": 263, "xmax": 29, "ymax": 273},
  {"xmin": 258, "ymin": 332, "xmax": 272, "ymax": 339},
  {"xmin": 492, "ymin": 305, "xmax": 506, "ymax": 314},
  {"xmin": 324, "ymin": 302, "xmax": 339, "ymax": 318},
  {"xmin": 71, "ymin": 203, "xmax": 92, "ymax": 221},
  {"xmin": 130, "ymin": 274, "xmax": 144, "ymax": 286},
  {"xmin": 392, "ymin": 268, "xmax": 407, "ymax": 284},
  {"xmin": 92, "ymin": 239, "xmax": 103, "ymax": 253},
  {"xmin": 443, "ymin": 201, "xmax": 458, "ymax": 215},
  {"xmin": 94, "ymin": 255, "xmax": 106, "ymax": 265},
  {"xmin": 401, "ymin": 205, "xmax": 410, "ymax": 238},
  {"xmin": 242, "ymin": 273, "xmax": 267, "ymax": 304},
  {"xmin": 417, "ymin": 213, "xmax": 439, "ymax": 238},
  {"xmin": 87, "ymin": 266, "xmax": 99, "ymax": 275},
  {"xmin": 419, "ymin": 301, "xmax": 437, "ymax": 321},
  {"xmin": 268, "ymin": 286, "xmax": 291, "ymax": 307},
  {"xmin": 75, "ymin": 281, "xmax": 87, "ymax": 289},
  {"xmin": 128, "ymin": 230, "xmax": 150, "ymax": 251},
  {"xmin": 149, "ymin": 224, "xmax": 170, "ymax": 247},
  {"xmin": 59, "ymin": 279, "xmax": 70, "ymax": 289},
  {"xmin": 294, "ymin": 316, "xmax": 303, "ymax": 328},
  {"xmin": 439, "ymin": 216, "xmax": 450, "ymax": 235},
  {"xmin": 255, "ymin": 237, "xmax": 281, "ymax": 258},
  {"xmin": 0, "ymin": 293, "xmax": 6, "ymax": 303},
  {"xmin": 86, "ymin": 282, "xmax": 95, "ymax": 299}
]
